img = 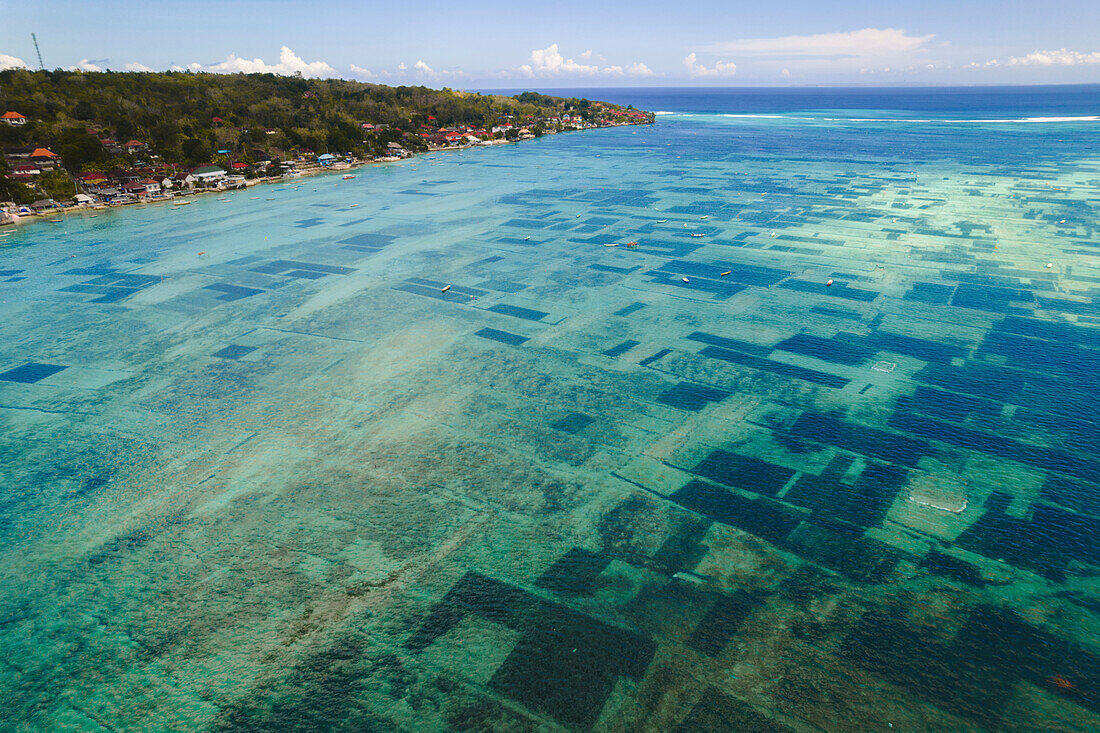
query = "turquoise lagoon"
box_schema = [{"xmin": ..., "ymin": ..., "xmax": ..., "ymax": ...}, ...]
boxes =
[{"xmin": 1, "ymin": 88, "xmax": 1099, "ymax": 731}]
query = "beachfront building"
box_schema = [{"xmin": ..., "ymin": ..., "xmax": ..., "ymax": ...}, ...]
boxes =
[
  {"xmin": 190, "ymin": 165, "xmax": 226, "ymax": 186},
  {"xmin": 122, "ymin": 181, "xmax": 148, "ymax": 198},
  {"xmin": 317, "ymin": 153, "xmax": 336, "ymax": 167},
  {"xmin": 2, "ymin": 111, "xmax": 27, "ymax": 126}
]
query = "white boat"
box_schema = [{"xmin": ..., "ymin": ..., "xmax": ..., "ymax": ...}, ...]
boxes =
[{"xmin": 342, "ymin": 174, "xmax": 356, "ymax": 180}]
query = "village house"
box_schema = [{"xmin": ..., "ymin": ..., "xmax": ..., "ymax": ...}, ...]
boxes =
[
  {"xmin": 190, "ymin": 165, "xmax": 227, "ymax": 185},
  {"xmin": 122, "ymin": 181, "xmax": 148, "ymax": 198},
  {"xmin": 2, "ymin": 111, "xmax": 27, "ymax": 126},
  {"xmin": 10, "ymin": 163, "xmax": 40, "ymax": 181},
  {"xmin": 30, "ymin": 148, "xmax": 60, "ymax": 170}
]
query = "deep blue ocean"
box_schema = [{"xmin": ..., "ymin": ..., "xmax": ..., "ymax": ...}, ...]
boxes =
[{"xmin": 2, "ymin": 85, "xmax": 1099, "ymax": 731}]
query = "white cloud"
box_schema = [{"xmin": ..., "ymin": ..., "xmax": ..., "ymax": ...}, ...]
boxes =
[
  {"xmin": 70, "ymin": 59, "xmax": 103, "ymax": 72},
  {"xmin": 521, "ymin": 43, "xmax": 599, "ymax": 76},
  {"xmin": 1000, "ymin": 49, "xmax": 1100, "ymax": 67},
  {"xmin": 0, "ymin": 53, "xmax": 28, "ymax": 70},
  {"xmin": 624, "ymin": 62, "xmax": 655, "ymax": 76},
  {"xmin": 781, "ymin": 68, "xmax": 791, "ymax": 78},
  {"xmin": 349, "ymin": 63, "xmax": 376, "ymax": 78},
  {"xmin": 206, "ymin": 46, "xmax": 335, "ymax": 77},
  {"xmin": 705, "ymin": 28, "xmax": 933, "ymax": 58},
  {"xmin": 125, "ymin": 62, "xmax": 154, "ymax": 72},
  {"xmin": 517, "ymin": 43, "xmax": 652, "ymax": 78},
  {"xmin": 413, "ymin": 60, "xmax": 433, "ymax": 73},
  {"xmin": 683, "ymin": 53, "xmax": 737, "ymax": 77}
]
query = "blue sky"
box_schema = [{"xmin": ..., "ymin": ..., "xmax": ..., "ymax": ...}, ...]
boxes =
[{"xmin": 2, "ymin": 1, "xmax": 1099, "ymax": 87}]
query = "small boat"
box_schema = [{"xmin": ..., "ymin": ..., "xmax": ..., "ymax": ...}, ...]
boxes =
[
  {"xmin": 342, "ymin": 174, "xmax": 355, "ymax": 180},
  {"xmin": 700, "ymin": 215, "xmax": 708, "ymax": 220},
  {"xmin": 441, "ymin": 284, "xmax": 451, "ymax": 292},
  {"xmin": 198, "ymin": 251, "xmax": 206, "ymax": 256},
  {"xmin": 626, "ymin": 241, "xmax": 638, "ymax": 248},
  {"xmin": 350, "ymin": 204, "xmax": 359, "ymax": 207},
  {"xmin": 690, "ymin": 233, "xmax": 705, "ymax": 238},
  {"xmin": 604, "ymin": 242, "xmax": 619, "ymax": 247},
  {"xmin": 524, "ymin": 236, "xmax": 531, "ymax": 241},
  {"xmin": 49, "ymin": 219, "xmax": 63, "ymax": 223},
  {"xmin": 720, "ymin": 270, "xmax": 731, "ymax": 277},
  {"xmin": 826, "ymin": 279, "xmax": 834, "ymax": 287},
  {"xmin": 770, "ymin": 231, "xmax": 777, "ymax": 237},
  {"xmin": 681, "ymin": 277, "xmax": 690, "ymax": 283},
  {"xmin": 656, "ymin": 219, "xmax": 667, "ymax": 223},
  {"xmin": 1046, "ymin": 263, "xmax": 1053, "ymax": 268},
  {"xmin": 174, "ymin": 201, "xmax": 191, "ymax": 206}
]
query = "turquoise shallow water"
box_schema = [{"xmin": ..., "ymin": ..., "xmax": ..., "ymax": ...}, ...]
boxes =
[{"xmin": 2, "ymin": 96, "xmax": 1100, "ymax": 731}]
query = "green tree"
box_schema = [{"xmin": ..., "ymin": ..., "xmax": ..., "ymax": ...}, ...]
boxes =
[{"xmin": 36, "ymin": 170, "xmax": 77, "ymax": 200}]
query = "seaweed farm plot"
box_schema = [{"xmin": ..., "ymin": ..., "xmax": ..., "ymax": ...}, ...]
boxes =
[{"xmin": 1, "ymin": 107, "xmax": 1100, "ymax": 732}]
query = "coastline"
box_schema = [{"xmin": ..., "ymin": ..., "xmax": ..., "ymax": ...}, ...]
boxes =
[{"xmin": 0, "ymin": 121, "xmax": 651, "ymax": 234}]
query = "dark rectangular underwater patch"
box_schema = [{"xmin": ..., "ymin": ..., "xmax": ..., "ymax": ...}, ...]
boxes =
[
  {"xmin": 603, "ymin": 340, "xmax": 639, "ymax": 357},
  {"xmin": 536, "ymin": 548, "xmax": 611, "ymax": 595},
  {"xmin": 589, "ymin": 263, "xmax": 640, "ymax": 275},
  {"xmin": 203, "ymin": 283, "xmax": 264, "ymax": 301},
  {"xmin": 792, "ymin": 412, "xmax": 930, "ymax": 466},
  {"xmin": 920, "ymin": 549, "xmax": 988, "ymax": 586},
  {"xmin": 614, "ymin": 302, "xmax": 646, "ymax": 317},
  {"xmin": 212, "ymin": 345, "xmax": 257, "ymax": 359},
  {"xmin": 687, "ymin": 331, "xmax": 772, "ymax": 357},
  {"xmin": 775, "ymin": 333, "xmax": 873, "ymax": 366},
  {"xmin": 658, "ymin": 382, "xmax": 730, "ymax": 411},
  {"xmin": 407, "ymin": 572, "xmax": 655, "ymax": 732},
  {"xmin": 698, "ymin": 346, "xmax": 850, "ymax": 389},
  {"xmin": 0, "ymin": 362, "xmax": 68, "ymax": 383},
  {"xmin": 905, "ymin": 282, "xmax": 955, "ymax": 305},
  {"xmin": 840, "ymin": 605, "xmax": 1100, "ymax": 726},
  {"xmin": 692, "ymin": 450, "xmax": 795, "ymax": 496},
  {"xmin": 779, "ymin": 279, "xmax": 879, "ymax": 302},
  {"xmin": 860, "ymin": 332, "xmax": 968, "ymax": 364},
  {"xmin": 551, "ymin": 412, "xmax": 594, "ymax": 434},
  {"xmin": 251, "ymin": 260, "xmax": 355, "ymax": 276},
  {"xmin": 953, "ymin": 493, "xmax": 1099, "ymax": 581},
  {"xmin": 639, "ymin": 348, "xmax": 672, "ymax": 367},
  {"xmin": 474, "ymin": 328, "xmax": 529, "ymax": 346},
  {"xmin": 687, "ymin": 591, "xmax": 767, "ymax": 657},
  {"xmin": 783, "ymin": 462, "xmax": 908, "ymax": 528},
  {"xmin": 338, "ymin": 232, "xmax": 397, "ymax": 250},
  {"xmin": 671, "ymin": 480, "xmax": 802, "ymax": 544},
  {"xmin": 674, "ymin": 688, "xmax": 793, "ymax": 733},
  {"xmin": 487, "ymin": 303, "xmax": 548, "ymax": 321}
]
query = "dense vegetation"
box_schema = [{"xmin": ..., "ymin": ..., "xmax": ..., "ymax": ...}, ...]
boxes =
[{"xmin": 0, "ymin": 69, "xmax": 645, "ymax": 180}]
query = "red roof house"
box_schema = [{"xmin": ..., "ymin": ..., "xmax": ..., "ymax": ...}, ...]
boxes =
[{"xmin": 2, "ymin": 111, "xmax": 27, "ymax": 126}]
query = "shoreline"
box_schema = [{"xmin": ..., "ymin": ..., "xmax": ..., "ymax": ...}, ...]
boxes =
[{"xmin": 0, "ymin": 121, "xmax": 652, "ymax": 234}]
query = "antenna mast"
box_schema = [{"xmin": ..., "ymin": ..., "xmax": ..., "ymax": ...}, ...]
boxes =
[{"xmin": 31, "ymin": 33, "xmax": 44, "ymax": 70}]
